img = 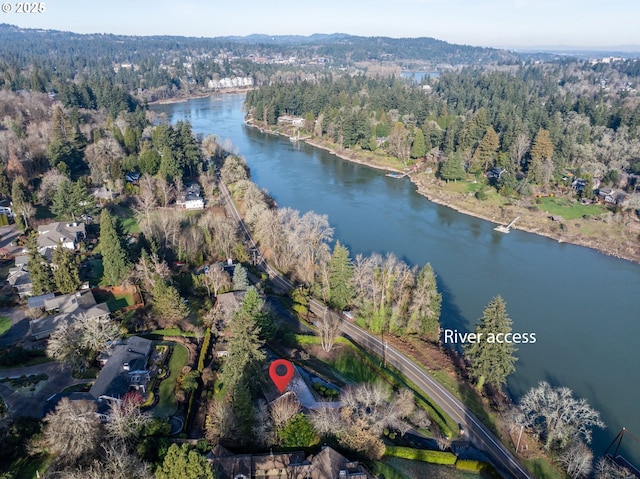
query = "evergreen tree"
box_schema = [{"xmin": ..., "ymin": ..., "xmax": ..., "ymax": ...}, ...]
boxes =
[
  {"xmin": 158, "ymin": 146, "xmax": 180, "ymax": 182},
  {"xmin": 47, "ymin": 106, "xmax": 85, "ymax": 171},
  {"xmin": 51, "ymin": 179, "xmax": 96, "ymax": 221},
  {"xmin": 222, "ymin": 299, "xmax": 265, "ymax": 393},
  {"xmin": 239, "ymin": 286, "xmax": 274, "ymax": 340},
  {"xmin": 25, "ymin": 233, "xmax": 54, "ymax": 295},
  {"xmin": 156, "ymin": 443, "xmax": 213, "ymax": 479},
  {"xmin": 530, "ymin": 128, "xmax": 554, "ymax": 162},
  {"xmin": 440, "ymin": 154, "xmax": 466, "ymax": 182},
  {"xmin": 471, "ymin": 126, "xmax": 499, "ymax": 173},
  {"xmin": 328, "ymin": 241, "xmax": 354, "ymax": 311},
  {"xmin": 232, "ymin": 264, "xmax": 249, "ymax": 291},
  {"xmin": 52, "ymin": 244, "xmax": 81, "ymax": 293},
  {"xmin": 152, "ymin": 277, "xmax": 189, "ymax": 324},
  {"xmin": 463, "ymin": 296, "xmax": 517, "ymax": 391},
  {"xmin": 410, "ymin": 128, "xmax": 427, "ymax": 159},
  {"xmin": 99, "ymin": 209, "xmax": 131, "ymax": 286}
]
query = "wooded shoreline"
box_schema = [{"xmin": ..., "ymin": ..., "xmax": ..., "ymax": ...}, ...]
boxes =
[{"xmin": 245, "ymin": 119, "xmax": 640, "ymax": 266}]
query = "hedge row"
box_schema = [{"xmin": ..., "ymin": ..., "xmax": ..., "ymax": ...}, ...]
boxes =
[
  {"xmin": 456, "ymin": 459, "xmax": 501, "ymax": 477},
  {"xmin": 384, "ymin": 446, "xmax": 457, "ymax": 465},
  {"xmin": 197, "ymin": 328, "xmax": 211, "ymax": 372}
]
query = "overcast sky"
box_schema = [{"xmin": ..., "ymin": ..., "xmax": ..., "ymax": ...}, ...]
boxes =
[{"xmin": 5, "ymin": 0, "xmax": 639, "ymax": 48}]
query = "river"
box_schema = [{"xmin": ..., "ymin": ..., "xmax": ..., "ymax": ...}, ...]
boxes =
[{"xmin": 151, "ymin": 93, "xmax": 640, "ymax": 463}]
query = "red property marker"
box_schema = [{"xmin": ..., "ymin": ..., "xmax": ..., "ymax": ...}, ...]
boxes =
[{"xmin": 269, "ymin": 359, "xmax": 295, "ymax": 393}]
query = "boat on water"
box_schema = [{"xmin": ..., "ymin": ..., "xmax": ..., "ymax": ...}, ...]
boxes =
[{"xmin": 494, "ymin": 216, "xmax": 520, "ymax": 233}]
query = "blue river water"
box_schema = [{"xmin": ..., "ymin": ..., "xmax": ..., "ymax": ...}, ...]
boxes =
[{"xmin": 152, "ymin": 93, "xmax": 640, "ymax": 463}]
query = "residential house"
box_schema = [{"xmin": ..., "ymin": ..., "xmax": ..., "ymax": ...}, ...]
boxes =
[
  {"xmin": 125, "ymin": 171, "xmax": 141, "ymax": 184},
  {"xmin": 29, "ymin": 289, "xmax": 110, "ymax": 340},
  {"xmin": 89, "ymin": 336, "xmax": 153, "ymax": 403},
  {"xmin": 177, "ymin": 183, "xmax": 205, "ymax": 210},
  {"xmin": 597, "ymin": 187, "xmax": 628, "ymax": 206},
  {"xmin": 7, "ymin": 266, "xmax": 32, "ymax": 298},
  {"xmin": 213, "ymin": 446, "xmax": 371, "ymax": 479},
  {"xmin": 37, "ymin": 221, "xmax": 85, "ymax": 259}
]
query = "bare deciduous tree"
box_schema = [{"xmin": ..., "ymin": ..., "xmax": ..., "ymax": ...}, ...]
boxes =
[
  {"xmin": 317, "ymin": 309, "xmax": 341, "ymax": 353},
  {"xmin": 134, "ymin": 173, "xmax": 158, "ymax": 227},
  {"xmin": 310, "ymin": 406, "xmax": 344, "ymax": 437},
  {"xmin": 155, "ymin": 176, "xmax": 175, "ymax": 207},
  {"xmin": 560, "ymin": 441, "xmax": 593, "ymax": 479},
  {"xmin": 201, "ymin": 263, "xmax": 231, "ymax": 297},
  {"xmin": 270, "ymin": 392, "xmax": 301, "ymax": 428},
  {"xmin": 105, "ymin": 394, "xmax": 151, "ymax": 444},
  {"xmin": 41, "ymin": 398, "xmax": 101, "ymax": 464},
  {"xmin": 518, "ymin": 381, "xmax": 605, "ymax": 450},
  {"xmin": 45, "ymin": 443, "xmax": 154, "ymax": 479},
  {"xmin": 593, "ymin": 457, "xmax": 632, "ymax": 479},
  {"xmin": 205, "ymin": 399, "xmax": 237, "ymax": 445}
]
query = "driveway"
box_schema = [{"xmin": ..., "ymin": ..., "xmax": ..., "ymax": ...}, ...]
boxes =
[
  {"xmin": 0, "ymin": 362, "xmax": 86, "ymax": 418},
  {"xmin": 0, "ymin": 224, "xmax": 23, "ymax": 257}
]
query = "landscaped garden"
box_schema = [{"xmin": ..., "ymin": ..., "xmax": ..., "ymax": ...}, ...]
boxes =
[{"xmin": 155, "ymin": 343, "xmax": 189, "ymax": 418}]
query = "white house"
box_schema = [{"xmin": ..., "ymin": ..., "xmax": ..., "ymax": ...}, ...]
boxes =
[{"xmin": 177, "ymin": 183, "xmax": 205, "ymax": 210}]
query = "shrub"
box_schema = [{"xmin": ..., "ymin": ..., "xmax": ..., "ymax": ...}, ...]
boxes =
[
  {"xmin": 384, "ymin": 446, "xmax": 457, "ymax": 465},
  {"xmin": 456, "ymin": 459, "xmax": 500, "ymax": 477}
]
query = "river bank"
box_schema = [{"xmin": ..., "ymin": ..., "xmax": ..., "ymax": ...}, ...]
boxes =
[
  {"xmin": 246, "ymin": 120, "xmax": 640, "ymax": 265},
  {"xmin": 147, "ymin": 87, "xmax": 256, "ymax": 106}
]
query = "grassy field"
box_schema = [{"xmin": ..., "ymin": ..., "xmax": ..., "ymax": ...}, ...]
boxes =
[
  {"xmin": 537, "ymin": 196, "xmax": 607, "ymax": 220},
  {"xmin": 0, "ymin": 315, "xmax": 10, "ymax": 336},
  {"xmin": 522, "ymin": 458, "xmax": 564, "ymax": 479},
  {"xmin": 379, "ymin": 457, "xmax": 481, "ymax": 479},
  {"xmin": 111, "ymin": 204, "xmax": 140, "ymax": 234},
  {"xmin": 156, "ymin": 343, "xmax": 189, "ymax": 418},
  {"xmin": 443, "ymin": 178, "xmax": 486, "ymax": 194}
]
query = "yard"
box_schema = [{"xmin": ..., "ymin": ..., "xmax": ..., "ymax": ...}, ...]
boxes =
[
  {"xmin": 155, "ymin": 343, "xmax": 189, "ymax": 418},
  {"xmin": 111, "ymin": 204, "xmax": 140, "ymax": 235},
  {"xmin": 92, "ymin": 287, "xmax": 136, "ymax": 312},
  {"xmin": 0, "ymin": 315, "xmax": 10, "ymax": 336},
  {"xmin": 536, "ymin": 196, "xmax": 607, "ymax": 220}
]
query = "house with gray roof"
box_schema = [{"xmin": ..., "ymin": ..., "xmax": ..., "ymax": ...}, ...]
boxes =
[
  {"xmin": 37, "ymin": 221, "xmax": 85, "ymax": 258},
  {"xmin": 29, "ymin": 289, "xmax": 110, "ymax": 340},
  {"xmin": 89, "ymin": 336, "xmax": 153, "ymax": 403}
]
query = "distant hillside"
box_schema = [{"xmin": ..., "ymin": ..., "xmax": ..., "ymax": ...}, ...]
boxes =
[{"xmin": 0, "ymin": 24, "xmax": 516, "ymax": 67}]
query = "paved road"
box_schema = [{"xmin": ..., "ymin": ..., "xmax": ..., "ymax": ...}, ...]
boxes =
[
  {"xmin": 336, "ymin": 315, "xmax": 532, "ymax": 479},
  {"xmin": 0, "ymin": 362, "xmax": 85, "ymax": 418},
  {"xmin": 218, "ymin": 176, "xmax": 531, "ymax": 479}
]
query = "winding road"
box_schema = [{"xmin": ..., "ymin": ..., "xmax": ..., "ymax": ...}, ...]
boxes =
[{"xmin": 218, "ymin": 175, "xmax": 532, "ymax": 479}]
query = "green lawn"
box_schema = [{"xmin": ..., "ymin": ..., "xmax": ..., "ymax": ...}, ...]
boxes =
[
  {"xmin": 537, "ymin": 196, "xmax": 607, "ymax": 220},
  {"xmin": 156, "ymin": 343, "xmax": 189, "ymax": 418},
  {"xmin": 94, "ymin": 289, "xmax": 135, "ymax": 312},
  {"xmin": 327, "ymin": 345, "xmax": 381, "ymax": 384},
  {"xmin": 0, "ymin": 315, "xmax": 10, "ymax": 336},
  {"xmin": 443, "ymin": 178, "xmax": 486, "ymax": 194},
  {"xmin": 111, "ymin": 204, "xmax": 140, "ymax": 234},
  {"xmin": 380, "ymin": 457, "xmax": 482, "ymax": 479},
  {"xmin": 522, "ymin": 458, "xmax": 564, "ymax": 479}
]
